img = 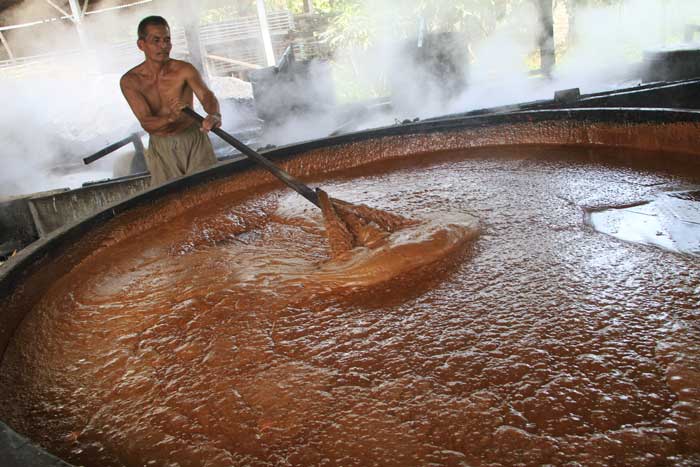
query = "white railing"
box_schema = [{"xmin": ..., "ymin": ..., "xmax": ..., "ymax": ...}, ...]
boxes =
[{"xmin": 201, "ymin": 11, "xmax": 294, "ymax": 75}]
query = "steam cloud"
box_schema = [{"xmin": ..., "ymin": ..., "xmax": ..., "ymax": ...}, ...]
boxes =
[
  {"xmin": 1, "ymin": 0, "xmax": 699, "ymax": 198},
  {"xmin": 260, "ymin": 0, "xmax": 700, "ymax": 145},
  {"xmin": 0, "ymin": 1, "xmax": 159, "ymax": 198}
]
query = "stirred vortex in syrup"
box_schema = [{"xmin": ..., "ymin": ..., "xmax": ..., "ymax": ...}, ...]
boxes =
[{"xmin": 0, "ymin": 145, "xmax": 699, "ymax": 467}]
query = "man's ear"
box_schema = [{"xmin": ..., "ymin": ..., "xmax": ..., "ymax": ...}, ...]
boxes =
[{"xmin": 137, "ymin": 39, "xmax": 145, "ymax": 52}]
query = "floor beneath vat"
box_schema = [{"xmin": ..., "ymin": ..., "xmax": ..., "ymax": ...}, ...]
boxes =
[{"xmin": 1, "ymin": 145, "xmax": 699, "ymax": 467}]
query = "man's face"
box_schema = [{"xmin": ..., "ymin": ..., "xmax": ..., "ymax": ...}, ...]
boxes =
[{"xmin": 137, "ymin": 24, "xmax": 172, "ymax": 62}]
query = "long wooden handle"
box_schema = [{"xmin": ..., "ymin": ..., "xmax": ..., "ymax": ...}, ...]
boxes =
[
  {"xmin": 183, "ymin": 107, "xmax": 320, "ymax": 208},
  {"xmin": 83, "ymin": 133, "xmax": 142, "ymax": 165}
]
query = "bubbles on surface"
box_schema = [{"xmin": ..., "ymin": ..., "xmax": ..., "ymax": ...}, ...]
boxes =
[{"xmin": 1, "ymin": 145, "xmax": 699, "ymax": 466}]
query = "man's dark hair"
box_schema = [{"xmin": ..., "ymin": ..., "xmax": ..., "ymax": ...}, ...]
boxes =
[{"xmin": 137, "ymin": 16, "xmax": 169, "ymax": 40}]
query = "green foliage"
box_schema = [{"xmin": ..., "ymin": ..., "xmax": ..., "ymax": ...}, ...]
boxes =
[
  {"xmin": 199, "ymin": 0, "xmax": 573, "ymax": 44},
  {"xmin": 264, "ymin": 0, "xmax": 307, "ymax": 14},
  {"xmin": 200, "ymin": 0, "xmax": 307, "ymax": 24},
  {"xmin": 318, "ymin": 0, "xmax": 540, "ymax": 51}
]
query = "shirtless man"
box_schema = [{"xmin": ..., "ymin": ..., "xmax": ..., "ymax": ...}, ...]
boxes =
[{"xmin": 120, "ymin": 16, "xmax": 221, "ymax": 186}]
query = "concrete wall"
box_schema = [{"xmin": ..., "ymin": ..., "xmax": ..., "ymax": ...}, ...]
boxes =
[
  {"xmin": 27, "ymin": 176, "xmax": 149, "ymax": 237},
  {"xmin": 0, "ymin": 176, "xmax": 149, "ymax": 259},
  {"xmin": 0, "ymin": 195, "xmax": 41, "ymax": 259}
]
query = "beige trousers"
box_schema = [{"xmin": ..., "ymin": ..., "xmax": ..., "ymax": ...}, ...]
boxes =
[{"xmin": 145, "ymin": 125, "xmax": 217, "ymax": 187}]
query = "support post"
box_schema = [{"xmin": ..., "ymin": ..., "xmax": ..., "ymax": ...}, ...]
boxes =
[
  {"xmin": 178, "ymin": 0, "xmax": 207, "ymax": 79},
  {"xmin": 303, "ymin": 0, "xmax": 314, "ymax": 14},
  {"xmin": 536, "ymin": 0, "xmax": 554, "ymax": 78},
  {"xmin": 129, "ymin": 133, "xmax": 147, "ymax": 174},
  {"xmin": 67, "ymin": 0, "xmax": 88, "ymax": 48},
  {"xmin": 0, "ymin": 31, "xmax": 15, "ymax": 62},
  {"xmin": 256, "ymin": 0, "xmax": 276, "ymax": 67}
]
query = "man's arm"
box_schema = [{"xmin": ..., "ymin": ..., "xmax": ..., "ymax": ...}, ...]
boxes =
[
  {"xmin": 120, "ymin": 74, "xmax": 178, "ymax": 134},
  {"xmin": 182, "ymin": 63, "xmax": 222, "ymax": 131}
]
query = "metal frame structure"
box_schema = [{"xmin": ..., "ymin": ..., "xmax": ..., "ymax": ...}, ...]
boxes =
[
  {"xmin": 0, "ymin": 0, "xmax": 287, "ymax": 78},
  {"xmin": 0, "ymin": 0, "xmax": 154, "ymax": 59}
]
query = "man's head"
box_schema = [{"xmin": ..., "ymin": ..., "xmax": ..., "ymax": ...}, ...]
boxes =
[{"xmin": 137, "ymin": 16, "xmax": 172, "ymax": 63}]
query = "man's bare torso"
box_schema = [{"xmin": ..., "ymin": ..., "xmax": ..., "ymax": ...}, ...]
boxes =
[{"xmin": 122, "ymin": 59, "xmax": 195, "ymax": 136}]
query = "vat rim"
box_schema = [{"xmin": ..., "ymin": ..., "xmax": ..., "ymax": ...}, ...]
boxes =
[
  {"xmin": 3, "ymin": 106, "xmax": 700, "ymax": 289},
  {"xmin": 2, "ymin": 105, "xmax": 700, "ymax": 467}
]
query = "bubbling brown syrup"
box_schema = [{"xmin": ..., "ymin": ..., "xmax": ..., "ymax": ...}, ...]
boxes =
[{"xmin": 1, "ymin": 145, "xmax": 699, "ymax": 467}]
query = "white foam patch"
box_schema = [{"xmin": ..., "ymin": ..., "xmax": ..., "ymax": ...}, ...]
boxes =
[
  {"xmin": 272, "ymin": 192, "xmax": 324, "ymax": 225},
  {"xmin": 312, "ymin": 211, "xmax": 480, "ymax": 288}
]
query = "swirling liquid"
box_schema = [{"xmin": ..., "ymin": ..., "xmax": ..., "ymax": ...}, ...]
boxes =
[{"xmin": 1, "ymin": 145, "xmax": 699, "ymax": 467}]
